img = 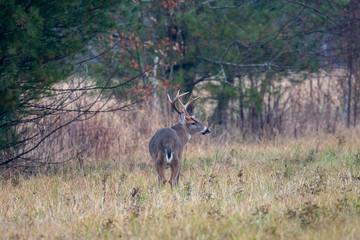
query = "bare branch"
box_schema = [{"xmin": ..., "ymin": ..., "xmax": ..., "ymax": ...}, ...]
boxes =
[
  {"xmin": 287, "ymin": 0, "xmax": 336, "ymax": 24},
  {"xmin": 202, "ymin": 0, "xmax": 245, "ymax": 10},
  {"xmin": 198, "ymin": 56, "xmax": 280, "ymax": 69}
]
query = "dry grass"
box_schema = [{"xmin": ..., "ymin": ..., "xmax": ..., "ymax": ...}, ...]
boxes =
[
  {"xmin": 2, "ymin": 72, "xmax": 360, "ymax": 239},
  {"xmin": 1, "ymin": 131, "xmax": 360, "ymax": 239}
]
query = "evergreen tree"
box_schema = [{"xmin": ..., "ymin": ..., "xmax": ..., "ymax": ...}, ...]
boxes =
[{"xmin": 0, "ymin": 0, "xmax": 132, "ymax": 164}]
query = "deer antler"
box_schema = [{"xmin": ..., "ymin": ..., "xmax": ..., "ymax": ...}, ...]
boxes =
[
  {"xmin": 178, "ymin": 92, "xmax": 200, "ymax": 119},
  {"xmin": 167, "ymin": 90, "xmax": 189, "ymax": 114}
]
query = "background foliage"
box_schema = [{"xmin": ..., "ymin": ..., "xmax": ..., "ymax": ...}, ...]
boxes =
[{"xmin": 1, "ymin": 0, "xmax": 360, "ymax": 165}]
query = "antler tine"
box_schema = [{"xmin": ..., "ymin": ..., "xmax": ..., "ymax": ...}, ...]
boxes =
[
  {"xmin": 167, "ymin": 90, "xmax": 189, "ymax": 114},
  {"xmin": 178, "ymin": 92, "xmax": 200, "ymax": 118}
]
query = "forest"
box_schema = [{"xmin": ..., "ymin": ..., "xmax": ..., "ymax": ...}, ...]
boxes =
[{"xmin": 1, "ymin": 0, "xmax": 360, "ymax": 239}]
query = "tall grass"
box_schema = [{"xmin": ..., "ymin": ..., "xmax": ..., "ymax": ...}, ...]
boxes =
[
  {"xmin": 1, "ymin": 133, "xmax": 360, "ymax": 239},
  {"xmin": 1, "ymin": 74, "xmax": 360, "ymax": 239},
  {"xmin": 7, "ymin": 70, "xmax": 353, "ymax": 168}
]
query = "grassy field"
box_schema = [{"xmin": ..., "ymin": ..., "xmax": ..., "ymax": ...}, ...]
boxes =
[{"xmin": 1, "ymin": 133, "xmax": 360, "ymax": 239}]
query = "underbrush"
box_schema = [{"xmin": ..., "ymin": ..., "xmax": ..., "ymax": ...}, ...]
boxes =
[{"xmin": 1, "ymin": 135, "xmax": 360, "ymax": 239}]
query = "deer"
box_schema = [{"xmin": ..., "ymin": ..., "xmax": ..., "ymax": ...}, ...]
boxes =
[{"xmin": 149, "ymin": 91, "xmax": 211, "ymax": 188}]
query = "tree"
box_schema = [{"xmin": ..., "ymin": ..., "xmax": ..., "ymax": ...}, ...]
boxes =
[
  {"xmin": 0, "ymin": 0, "xmax": 141, "ymax": 166},
  {"xmin": 158, "ymin": 0, "xmax": 328, "ymax": 134},
  {"xmin": 332, "ymin": 0, "xmax": 360, "ymax": 127}
]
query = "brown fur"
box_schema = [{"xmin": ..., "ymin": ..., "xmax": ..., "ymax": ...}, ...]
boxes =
[
  {"xmin": 149, "ymin": 91, "xmax": 210, "ymax": 188},
  {"xmin": 149, "ymin": 118, "xmax": 209, "ymax": 188}
]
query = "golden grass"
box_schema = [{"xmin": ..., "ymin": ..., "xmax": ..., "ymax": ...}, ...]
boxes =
[{"xmin": 1, "ymin": 131, "xmax": 360, "ymax": 240}]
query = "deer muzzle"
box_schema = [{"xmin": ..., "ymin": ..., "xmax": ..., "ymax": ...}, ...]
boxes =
[{"xmin": 202, "ymin": 128, "xmax": 211, "ymax": 135}]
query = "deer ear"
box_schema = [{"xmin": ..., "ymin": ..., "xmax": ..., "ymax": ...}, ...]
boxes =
[{"xmin": 180, "ymin": 112, "xmax": 186, "ymax": 125}]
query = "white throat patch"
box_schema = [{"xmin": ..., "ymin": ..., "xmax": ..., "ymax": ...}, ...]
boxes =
[{"xmin": 188, "ymin": 134, "xmax": 191, "ymax": 141}]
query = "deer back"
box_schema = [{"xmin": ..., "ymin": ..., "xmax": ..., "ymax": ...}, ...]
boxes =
[{"xmin": 149, "ymin": 128, "xmax": 184, "ymax": 161}]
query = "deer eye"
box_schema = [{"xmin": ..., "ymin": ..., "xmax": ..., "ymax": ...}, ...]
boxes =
[{"xmin": 191, "ymin": 122, "xmax": 197, "ymax": 125}]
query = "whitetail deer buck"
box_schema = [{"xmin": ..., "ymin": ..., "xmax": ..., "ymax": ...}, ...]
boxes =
[{"xmin": 149, "ymin": 91, "xmax": 210, "ymax": 188}]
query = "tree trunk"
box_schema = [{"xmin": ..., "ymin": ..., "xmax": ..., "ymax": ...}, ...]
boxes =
[
  {"xmin": 184, "ymin": 77, "xmax": 195, "ymax": 114},
  {"xmin": 353, "ymin": 74, "xmax": 358, "ymax": 126},
  {"xmin": 238, "ymin": 80, "xmax": 245, "ymax": 128},
  {"xmin": 347, "ymin": 71, "xmax": 352, "ymax": 128}
]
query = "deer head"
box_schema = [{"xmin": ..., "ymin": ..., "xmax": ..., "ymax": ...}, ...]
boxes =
[{"xmin": 167, "ymin": 90, "xmax": 210, "ymax": 136}]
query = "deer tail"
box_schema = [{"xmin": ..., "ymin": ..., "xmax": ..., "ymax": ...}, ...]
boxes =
[{"xmin": 165, "ymin": 148, "xmax": 173, "ymax": 164}]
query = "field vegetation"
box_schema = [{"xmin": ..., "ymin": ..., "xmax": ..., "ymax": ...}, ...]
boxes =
[{"xmin": 1, "ymin": 128, "xmax": 360, "ymax": 239}]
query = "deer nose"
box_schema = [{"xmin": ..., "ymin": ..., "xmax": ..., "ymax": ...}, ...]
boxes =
[{"xmin": 202, "ymin": 128, "xmax": 210, "ymax": 135}]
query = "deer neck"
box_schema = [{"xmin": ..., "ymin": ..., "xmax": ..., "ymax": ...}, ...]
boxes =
[{"xmin": 171, "ymin": 123, "xmax": 190, "ymax": 146}]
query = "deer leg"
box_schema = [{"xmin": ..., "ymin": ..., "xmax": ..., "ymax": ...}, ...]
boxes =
[
  {"xmin": 174, "ymin": 153, "xmax": 182, "ymax": 186},
  {"xmin": 169, "ymin": 160, "xmax": 181, "ymax": 188},
  {"xmin": 175, "ymin": 165, "xmax": 181, "ymax": 186},
  {"xmin": 155, "ymin": 160, "xmax": 166, "ymax": 187}
]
